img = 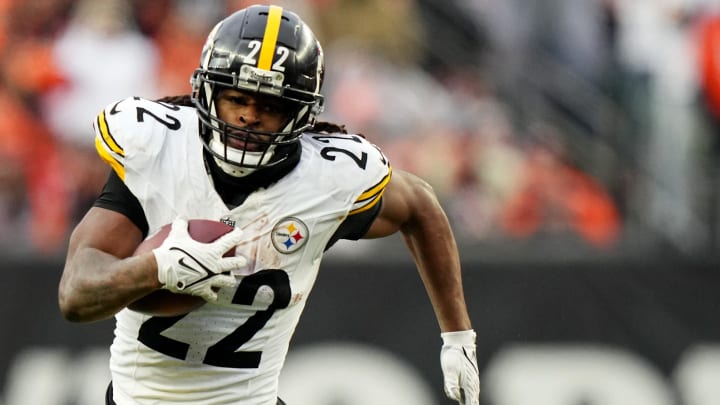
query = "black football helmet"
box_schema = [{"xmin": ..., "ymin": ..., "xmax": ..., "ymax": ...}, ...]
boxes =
[{"xmin": 191, "ymin": 5, "xmax": 324, "ymax": 177}]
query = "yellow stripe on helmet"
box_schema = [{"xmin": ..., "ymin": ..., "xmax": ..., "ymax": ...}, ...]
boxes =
[{"xmin": 257, "ymin": 5, "xmax": 283, "ymax": 70}]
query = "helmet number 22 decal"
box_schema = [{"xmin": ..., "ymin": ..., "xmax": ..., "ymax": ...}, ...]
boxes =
[{"xmin": 243, "ymin": 40, "xmax": 289, "ymax": 72}]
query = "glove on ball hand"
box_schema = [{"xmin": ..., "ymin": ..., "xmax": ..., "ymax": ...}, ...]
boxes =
[
  {"xmin": 153, "ymin": 217, "xmax": 247, "ymax": 301},
  {"xmin": 441, "ymin": 329, "xmax": 480, "ymax": 405}
]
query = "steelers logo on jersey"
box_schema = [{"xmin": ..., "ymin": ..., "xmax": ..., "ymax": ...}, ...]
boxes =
[{"xmin": 271, "ymin": 217, "xmax": 308, "ymax": 254}]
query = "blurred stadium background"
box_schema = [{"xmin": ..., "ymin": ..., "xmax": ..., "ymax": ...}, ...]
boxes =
[{"xmin": 1, "ymin": 0, "xmax": 720, "ymax": 404}]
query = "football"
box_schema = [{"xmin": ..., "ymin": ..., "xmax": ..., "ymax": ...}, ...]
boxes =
[{"xmin": 128, "ymin": 219, "xmax": 236, "ymax": 316}]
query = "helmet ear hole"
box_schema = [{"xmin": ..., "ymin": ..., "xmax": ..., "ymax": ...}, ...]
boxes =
[{"xmin": 190, "ymin": 5, "xmax": 325, "ymax": 177}]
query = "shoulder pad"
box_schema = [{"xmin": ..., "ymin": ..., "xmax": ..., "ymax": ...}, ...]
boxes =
[
  {"xmin": 93, "ymin": 97, "xmax": 189, "ymax": 180},
  {"xmin": 304, "ymin": 133, "xmax": 392, "ymax": 215}
]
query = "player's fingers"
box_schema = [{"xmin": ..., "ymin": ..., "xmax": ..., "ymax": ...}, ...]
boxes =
[
  {"xmin": 463, "ymin": 388, "xmax": 479, "ymax": 405},
  {"xmin": 218, "ymin": 256, "xmax": 248, "ymax": 272},
  {"xmin": 215, "ymin": 227, "xmax": 245, "ymax": 250},
  {"xmin": 460, "ymin": 372, "xmax": 480, "ymax": 405},
  {"xmin": 168, "ymin": 217, "xmax": 189, "ymax": 238},
  {"xmin": 211, "ymin": 274, "xmax": 238, "ymax": 290},
  {"xmin": 198, "ymin": 287, "xmax": 218, "ymax": 302},
  {"xmin": 444, "ymin": 381, "xmax": 461, "ymax": 402}
]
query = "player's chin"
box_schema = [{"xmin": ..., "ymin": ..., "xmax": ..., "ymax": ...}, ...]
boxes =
[{"xmin": 226, "ymin": 136, "xmax": 266, "ymax": 152}]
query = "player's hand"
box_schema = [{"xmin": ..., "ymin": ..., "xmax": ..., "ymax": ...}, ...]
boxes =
[
  {"xmin": 441, "ymin": 329, "xmax": 480, "ymax": 405},
  {"xmin": 153, "ymin": 217, "xmax": 247, "ymax": 301}
]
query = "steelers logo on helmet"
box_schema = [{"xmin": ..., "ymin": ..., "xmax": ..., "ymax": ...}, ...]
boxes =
[{"xmin": 271, "ymin": 217, "xmax": 309, "ymax": 254}]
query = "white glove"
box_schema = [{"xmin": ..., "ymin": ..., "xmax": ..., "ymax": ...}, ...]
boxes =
[
  {"xmin": 153, "ymin": 217, "xmax": 248, "ymax": 301},
  {"xmin": 441, "ymin": 329, "xmax": 480, "ymax": 405}
]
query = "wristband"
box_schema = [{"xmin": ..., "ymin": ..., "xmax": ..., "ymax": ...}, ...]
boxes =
[{"xmin": 441, "ymin": 329, "xmax": 477, "ymax": 345}]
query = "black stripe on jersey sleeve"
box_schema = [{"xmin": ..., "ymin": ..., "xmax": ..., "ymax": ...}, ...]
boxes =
[
  {"xmin": 324, "ymin": 196, "xmax": 383, "ymax": 251},
  {"xmin": 93, "ymin": 170, "xmax": 149, "ymax": 238}
]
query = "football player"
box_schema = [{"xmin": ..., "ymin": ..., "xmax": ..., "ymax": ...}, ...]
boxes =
[{"xmin": 58, "ymin": 4, "xmax": 479, "ymax": 404}]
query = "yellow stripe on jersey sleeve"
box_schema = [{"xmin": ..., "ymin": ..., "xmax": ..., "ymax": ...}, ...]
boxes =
[
  {"xmin": 349, "ymin": 166, "xmax": 392, "ymax": 215},
  {"xmin": 97, "ymin": 110, "xmax": 124, "ymax": 157},
  {"xmin": 95, "ymin": 136, "xmax": 125, "ymax": 180},
  {"xmin": 94, "ymin": 110, "xmax": 125, "ymax": 180}
]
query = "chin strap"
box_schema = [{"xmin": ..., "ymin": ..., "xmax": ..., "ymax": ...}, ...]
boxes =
[
  {"xmin": 208, "ymin": 134, "xmax": 277, "ymax": 177},
  {"xmin": 204, "ymin": 143, "xmax": 301, "ymax": 201},
  {"xmin": 212, "ymin": 155, "xmax": 256, "ymax": 177}
]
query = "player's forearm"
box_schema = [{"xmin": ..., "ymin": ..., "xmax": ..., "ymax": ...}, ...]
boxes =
[
  {"xmin": 58, "ymin": 247, "xmax": 160, "ymax": 322},
  {"xmin": 403, "ymin": 229, "xmax": 472, "ymax": 332},
  {"xmin": 401, "ymin": 191, "xmax": 472, "ymax": 332}
]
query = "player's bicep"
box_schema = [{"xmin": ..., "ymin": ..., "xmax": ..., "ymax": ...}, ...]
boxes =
[
  {"xmin": 363, "ymin": 170, "xmax": 428, "ymax": 239},
  {"xmin": 67, "ymin": 207, "xmax": 144, "ymax": 262}
]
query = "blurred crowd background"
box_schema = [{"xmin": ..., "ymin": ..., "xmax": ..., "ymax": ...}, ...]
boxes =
[{"xmin": 2, "ymin": 0, "xmax": 720, "ymax": 261}]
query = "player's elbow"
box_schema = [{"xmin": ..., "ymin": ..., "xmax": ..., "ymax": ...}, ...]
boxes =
[
  {"xmin": 58, "ymin": 279, "xmax": 95, "ymax": 323},
  {"xmin": 404, "ymin": 174, "xmax": 444, "ymax": 217},
  {"xmin": 400, "ymin": 174, "xmax": 454, "ymax": 238},
  {"xmin": 58, "ymin": 299, "xmax": 82, "ymax": 323},
  {"xmin": 59, "ymin": 299, "xmax": 104, "ymax": 323},
  {"xmin": 58, "ymin": 285, "xmax": 82, "ymax": 322}
]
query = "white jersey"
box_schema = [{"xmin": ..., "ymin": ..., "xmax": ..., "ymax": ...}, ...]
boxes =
[{"xmin": 94, "ymin": 97, "xmax": 391, "ymax": 404}]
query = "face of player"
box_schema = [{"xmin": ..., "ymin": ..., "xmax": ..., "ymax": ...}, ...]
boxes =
[{"xmin": 214, "ymin": 89, "xmax": 291, "ymax": 152}]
